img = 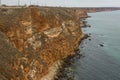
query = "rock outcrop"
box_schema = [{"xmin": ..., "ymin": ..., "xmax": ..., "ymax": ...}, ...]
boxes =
[{"xmin": 0, "ymin": 7, "xmax": 87, "ymax": 80}]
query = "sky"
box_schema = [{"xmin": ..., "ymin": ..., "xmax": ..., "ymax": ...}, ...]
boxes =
[{"xmin": 1, "ymin": 0, "xmax": 120, "ymax": 7}]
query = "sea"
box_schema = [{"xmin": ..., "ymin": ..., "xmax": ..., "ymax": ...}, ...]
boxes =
[{"xmin": 72, "ymin": 10, "xmax": 120, "ymax": 80}]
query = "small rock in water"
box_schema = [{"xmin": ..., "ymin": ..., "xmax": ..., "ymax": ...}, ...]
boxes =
[
  {"xmin": 87, "ymin": 24, "xmax": 91, "ymax": 27},
  {"xmin": 99, "ymin": 44, "xmax": 104, "ymax": 47},
  {"xmin": 84, "ymin": 34, "xmax": 90, "ymax": 39},
  {"xmin": 88, "ymin": 33, "xmax": 91, "ymax": 36},
  {"xmin": 81, "ymin": 46, "xmax": 84, "ymax": 48},
  {"xmin": 88, "ymin": 38, "xmax": 91, "ymax": 41}
]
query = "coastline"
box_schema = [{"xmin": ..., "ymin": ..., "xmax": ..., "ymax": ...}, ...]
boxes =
[
  {"xmin": 54, "ymin": 34, "xmax": 89, "ymax": 80},
  {"xmin": 41, "ymin": 34, "xmax": 87, "ymax": 80},
  {"xmin": 0, "ymin": 6, "xmax": 119, "ymax": 80},
  {"xmin": 54, "ymin": 51, "xmax": 82, "ymax": 80},
  {"xmin": 40, "ymin": 9, "xmax": 120, "ymax": 80},
  {"xmin": 59, "ymin": 10, "xmax": 120, "ymax": 80}
]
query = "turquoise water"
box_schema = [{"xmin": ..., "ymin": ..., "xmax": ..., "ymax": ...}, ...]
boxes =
[{"xmin": 73, "ymin": 11, "xmax": 120, "ymax": 80}]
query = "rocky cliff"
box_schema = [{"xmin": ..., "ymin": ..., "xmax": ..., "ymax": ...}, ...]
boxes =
[
  {"xmin": 0, "ymin": 7, "xmax": 87, "ymax": 80},
  {"xmin": 75, "ymin": 7, "xmax": 120, "ymax": 13}
]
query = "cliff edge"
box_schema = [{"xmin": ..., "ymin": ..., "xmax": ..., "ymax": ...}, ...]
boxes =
[{"xmin": 0, "ymin": 7, "xmax": 87, "ymax": 80}]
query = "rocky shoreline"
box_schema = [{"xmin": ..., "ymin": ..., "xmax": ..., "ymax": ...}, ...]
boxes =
[
  {"xmin": 1, "ymin": 6, "xmax": 119, "ymax": 80},
  {"xmin": 54, "ymin": 34, "xmax": 90, "ymax": 80},
  {"xmin": 54, "ymin": 50, "xmax": 82, "ymax": 80}
]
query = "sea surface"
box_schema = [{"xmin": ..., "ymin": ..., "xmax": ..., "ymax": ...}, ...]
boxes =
[{"xmin": 72, "ymin": 10, "xmax": 120, "ymax": 80}]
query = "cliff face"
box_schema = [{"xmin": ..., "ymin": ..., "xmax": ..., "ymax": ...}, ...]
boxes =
[
  {"xmin": 76, "ymin": 7, "xmax": 120, "ymax": 13},
  {"xmin": 0, "ymin": 7, "xmax": 87, "ymax": 80}
]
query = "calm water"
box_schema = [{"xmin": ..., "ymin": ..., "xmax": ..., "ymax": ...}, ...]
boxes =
[{"xmin": 73, "ymin": 11, "xmax": 120, "ymax": 80}]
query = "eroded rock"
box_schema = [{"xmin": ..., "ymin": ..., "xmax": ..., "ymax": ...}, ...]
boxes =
[{"xmin": 0, "ymin": 7, "xmax": 87, "ymax": 80}]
